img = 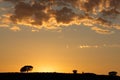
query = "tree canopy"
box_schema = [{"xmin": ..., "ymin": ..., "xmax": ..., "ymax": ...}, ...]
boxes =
[{"xmin": 20, "ymin": 65, "xmax": 33, "ymax": 72}]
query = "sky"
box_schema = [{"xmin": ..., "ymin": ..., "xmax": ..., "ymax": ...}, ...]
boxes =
[{"xmin": 0, "ymin": 0, "xmax": 120, "ymax": 75}]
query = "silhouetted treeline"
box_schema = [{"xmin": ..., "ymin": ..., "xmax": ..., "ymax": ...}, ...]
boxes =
[{"xmin": 0, "ymin": 72, "xmax": 120, "ymax": 80}]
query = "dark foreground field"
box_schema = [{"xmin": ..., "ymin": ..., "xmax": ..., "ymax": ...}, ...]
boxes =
[{"xmin": 0, "ymin": 72, "xmax": 120, "ymax": 80}]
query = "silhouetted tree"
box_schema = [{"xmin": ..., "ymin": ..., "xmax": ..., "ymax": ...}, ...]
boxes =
[
  {"xmin": 20, "ymin": 65, "xmax": 33, "ymax": 72},
  {"xmin": 73, "ymin": 70, "xmax": 77, "ymax": 74},
  {"xmin": 108, "ymin": 71, "xmax": 117, "ymax": 76}
]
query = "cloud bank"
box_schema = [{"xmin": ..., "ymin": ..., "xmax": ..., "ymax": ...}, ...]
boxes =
[
  {"xmin": 79, "ymin": 44, "xmax": 120, "ymax": 48},
  {"xmin": 0, "ymin": 0, "xmax": 120, "ymax": 34}
]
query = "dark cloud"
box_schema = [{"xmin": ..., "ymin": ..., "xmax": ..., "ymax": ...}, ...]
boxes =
[
  {"xmin": 11, "ymin": 2, "xmax": 33, "ymax": 22},
  {"xmin": 61, "ymin": 0, "xmax": 80, "ymax": 7},
  {"xmin": 9, "ymin": 1, "xmax": 50, "ymax": 25},
  {"xmin": 2, "ymin": 0, "xmax": 120, "ymax": 34},
  {"xmin": 81, "ymin": 0, "xmax": 102, "ymax": 12},
  {"xmin": 109, "ymin": 0, "xmax": 120, "ymax": 8},
  {"xmin": 4, "ymin": 0, "xmax": 25, "ymax": 3},
  {"xmin": 30, "ymin": 2, "xmax": 50, "ymax": 25},
  {"xmin": 55, "ymin": 7, "xmax": 76, "ymax": 23},
  {"xmin": 101, "ymin": 9, "xmax": 120, "ymax": 19}
]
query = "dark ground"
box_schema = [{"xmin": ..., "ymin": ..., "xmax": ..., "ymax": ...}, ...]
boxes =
[{"xmin": 0, "ymin": 72, "xmax": 120, "ymax": 80}]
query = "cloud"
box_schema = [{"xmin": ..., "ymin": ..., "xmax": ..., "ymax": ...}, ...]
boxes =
[
  {"xmin": 0, "ymin": 24, "xmax": 9, "ymax": 27},
  {"xmin": 79, "ymin": 45, "xmax": 99, "ymax": 48},
  {"xmin": 55, "ymin": 7, "xmax": 74, "ymax": 23},
  {"xmin": 31, "ymin": 29, "xmax": 39, "ymax": 32},
  {"xmin": 10, "ymin": 26, "xmax": 21, "ymax": 31},
  {"xmin": 0, "ymin": 0, "xmax": 120, "ymax": 34},
  {"xmin": 79, "ymin": 44, "xmax": 120, "ymax": 49},
  {"xmin": 4, "ymin": 0, "xmax": 25, "ymax": 3},
  {"xmin": 91, "ymin": 27, "xmax": 114, "ymax": 34}
]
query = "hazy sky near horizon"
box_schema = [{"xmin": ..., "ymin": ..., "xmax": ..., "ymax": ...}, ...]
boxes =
[{"xmin": 0, "ymin": 0, "xmax": 120, "ymax": 75}]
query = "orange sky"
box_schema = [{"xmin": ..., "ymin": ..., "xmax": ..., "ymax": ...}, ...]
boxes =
[{"xmin": 0, "ymin": 0, "xmax": 120, "ymax": 75}]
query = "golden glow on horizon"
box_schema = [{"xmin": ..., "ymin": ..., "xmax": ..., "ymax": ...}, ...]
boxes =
[
  {"xmin": 38, "ymin": 67, "xmax": 56, "ymax": 72},
  {"xmin": 33, "ymin": 65, "xmax": 60, "ymax": 72}
]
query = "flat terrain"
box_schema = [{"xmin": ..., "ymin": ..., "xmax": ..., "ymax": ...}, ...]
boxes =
[{"xmin": 0, "ymin": 72, "xmax": 120, "ymax": 80}]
